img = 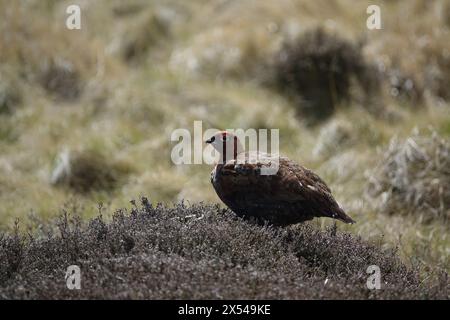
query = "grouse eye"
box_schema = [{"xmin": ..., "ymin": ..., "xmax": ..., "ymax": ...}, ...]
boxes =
[{"xmin": 221, "ymin": 135, "xmax": 230, "ymax": 142}]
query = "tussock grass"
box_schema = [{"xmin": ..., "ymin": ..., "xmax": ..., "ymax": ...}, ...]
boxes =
[
  {"xmin": 37, "ymin": 58, "xmax": 81, "ymax": 101},
  {"xmin": 382, "ymin": 67, "xmax": 423, "ymax": 104},
  {"xmin": 364, "ymin": 0, "xmax": 450, "ymax": 106},
  {"xmin": 0, "ymin": 68, "xmax": 22, "ymax": 115},
  {"xmin": 50, "ymin": 150, "xmax": 133, "ymax": 194},
  {"xmin": 115, "ymin": 10, "xmax": 171, "ymax": 63},
  {"xmin": 0, "ymin": 1, "xmax": 120, "ymax": 102},
  {"xmin": 0, "ymin": 199, "xmax": 447, "ymax": 299},
  {"xmin": 366, "ymin": 129, "xmax": 450, "ymax": 223},
  {"xmin": 312, "ymin": 119, "xmax": 355, "ymax": 159}
]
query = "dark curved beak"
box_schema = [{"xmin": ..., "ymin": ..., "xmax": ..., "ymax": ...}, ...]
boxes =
[{"xmin": 205, "ymin": 138, "xmax": 213, "ymax": 144}]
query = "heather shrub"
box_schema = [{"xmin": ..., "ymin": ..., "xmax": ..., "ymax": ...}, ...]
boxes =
[
  {"xmin": 272, "ymin": 28, "xmax": 380, "ymax": 124},
  {"xmin": 0, "ymin": 199, "xmax": 446, "ymax": 299}
]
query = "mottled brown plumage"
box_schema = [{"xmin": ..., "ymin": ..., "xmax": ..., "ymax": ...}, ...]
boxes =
[{"xmin": 206, "ymin": 131, "xmax": 355, "ymax": 226}]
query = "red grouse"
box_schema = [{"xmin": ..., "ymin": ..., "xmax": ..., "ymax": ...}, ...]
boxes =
[{"xmin": 205, "ymin": 131, "xmax": 355, "ymax": 226}]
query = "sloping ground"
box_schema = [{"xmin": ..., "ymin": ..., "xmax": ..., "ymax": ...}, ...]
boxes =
[{"xmin": 0, "ymin": 199, "xmax": 447, "ymax": 299}]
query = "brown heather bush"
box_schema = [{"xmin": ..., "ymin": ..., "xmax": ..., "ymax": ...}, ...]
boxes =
[
  {"xmin": 365, "ymin": 129, "xmax": 450, "ymax": 223},
  {"xmin": 0, "ymin": 199, "xmax": 447, "ymax": 299},
  {"xmin": 272, "ymin": 28, "xmax": 380, "ymax": 125}
]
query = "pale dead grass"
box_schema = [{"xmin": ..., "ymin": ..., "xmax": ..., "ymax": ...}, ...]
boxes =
[{"xmin": 366, "ymin": 128, "xmax": 450, "ymax": 223}]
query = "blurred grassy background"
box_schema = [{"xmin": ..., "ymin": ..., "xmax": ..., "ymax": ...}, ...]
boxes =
[{"xmin": 0, "ymin": 0, "xmax": 449, "ymax": 273}]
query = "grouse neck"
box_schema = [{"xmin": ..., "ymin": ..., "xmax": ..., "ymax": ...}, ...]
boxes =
[{"xmin": 221, "ymin": 134, "xmax": 241, "ymax": 164}]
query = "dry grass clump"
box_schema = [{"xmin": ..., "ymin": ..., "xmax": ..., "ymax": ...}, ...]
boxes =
[
  {"xmin": 169, "ymin": 29, "xmax": 264, "ymax": 79},
  {"xmin": 115, "ymin": 10, "xmax": 171, "ymax": 63},
  {"xmin": 312, "ymin": 119, "xmax": 355, "ymax": 159},
  {"xmin": 111, "ymin": 2, "xmax": 146, "ymax": 18},
  {"xmin": 366, "ymin": 129, "xmax": 450, "ymax": 223},
  {"xmin": 50, "ymin": 150, "xmax": 132, "ymax": 194},
  {"xmin": 37, "ymin": 58, "xmax": 81, "ymax": 101},
  {"xmin": 0, "ymin": 82, "xmax": 21, "ymax": 115},
  {"xmin": 422, "ymin": 38, "xmax": 450, "ymax": 102},
  {"xmin": 0, "ymin": 199, "xmax": 446, "ymax": 299},
  {"xmin": 0, "ymin": 69, "xmax": 22, "ymax": 115},
  {"xmin": 272, "ymin": 28, "xmax": 380, "ymax": 124},
  {"xmin": 0, "ymin": 119, "xmax": 19, "ymax": 144},
  {"xmin": 169, "ymin": 12, "xmax": 279, "ymax": 80},
  {"xmin": 363, "ymin": 0, "xmax": 450, "ymax": 105},
  {"xmin": 0, "ymin": 2, "xmax": 103, "ymax": 102},
  {"xmin": 383, "ymin": 67, "xmax": 423, "ymax": 103}
]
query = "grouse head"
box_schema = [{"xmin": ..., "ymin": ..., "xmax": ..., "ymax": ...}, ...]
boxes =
[{"xmin": 205, "ymin": 131, "xmax": 244, "ymax": 163}]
